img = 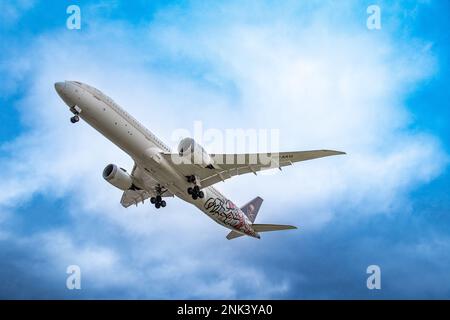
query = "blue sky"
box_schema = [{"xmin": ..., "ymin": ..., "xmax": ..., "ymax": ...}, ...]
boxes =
[{"xmin": 0, "ymin": 0, "xmax": 450, "ymax": 299}]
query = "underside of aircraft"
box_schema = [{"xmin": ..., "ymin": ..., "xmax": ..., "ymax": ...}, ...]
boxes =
[{"xmin": 55, "ymin": 81, "xmax": 345, "ymax": 239}]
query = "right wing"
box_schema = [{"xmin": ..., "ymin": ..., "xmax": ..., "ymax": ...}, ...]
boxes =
[
  {"xmin": 120, "ymin": 163, "xmax": 173, "ymax": 208},
  {"xmin": 163, "ymin": 150, "xmax": 345, "ymax": 189}
]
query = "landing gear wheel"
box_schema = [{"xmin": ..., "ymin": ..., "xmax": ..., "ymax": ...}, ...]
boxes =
[
  {"xmin": 193, "ymin": 185, "xmax": 200, "ymax": 193},
  {"xmin": 198, "ymin": 191, "xmax": 204, "ymax": 199},
  {"xmin": 187, "ymin": 187, "xmax": 193, "ymax": 195},
  {"xmin": 150, "ymin": 197, "xmax": 156, "ymax": 204},
  {"xmin": 155, "ymin": 202, "xmax": 161, "ymax": 209},
  {"xmin": 160, "ymin": 200, "xmax": 166, "ymax": 208},
  {"xmin": 156, "ymin": 195, "xmax": 162, "ymax": 203},
  {"xmin": 192, "ymin": 193, "xmax": 198, "ymax": 200},
  {"xmin": 70, "ymin": 115, "xmax": 79, "ymax": 123}
]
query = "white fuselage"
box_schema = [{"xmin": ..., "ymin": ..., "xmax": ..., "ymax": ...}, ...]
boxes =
[{"xmin": 55, "ymin": 81, "xmax": 259, "ymax": 238}]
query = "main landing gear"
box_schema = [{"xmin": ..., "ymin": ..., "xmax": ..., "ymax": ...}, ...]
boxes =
[
  {"xmin": 186, "ymin": 175, "xmax": 204, "ymax": 200},
  {"xmin": 188, "ymin": 186, "xmax": 204, "ymax": 200},
  {"xmin": 150, "ymin": 185, "xmax": 167, "ymax": 209},
  {"xmin": 150, "ymin": 195, "xmax": 166, "ymax": 209}
]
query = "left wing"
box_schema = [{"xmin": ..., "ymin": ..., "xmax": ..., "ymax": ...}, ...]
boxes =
[
  {"xmin": 120, "ymin": 164, "xmax": 173, "ymax": 208},
  {"xmin": 162, "ymin": 150, "xmax": 345, "ymax": 189}
]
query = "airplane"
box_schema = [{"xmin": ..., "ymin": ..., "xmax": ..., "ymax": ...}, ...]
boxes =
[{"xmin": 55, "ymin": 81, "xmax": 345, "ymax": 240}]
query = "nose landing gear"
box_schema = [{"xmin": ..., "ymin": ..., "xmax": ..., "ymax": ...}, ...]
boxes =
[
  {"xmin": 70, "ymin": 115, "xmax": 79, "ymax": 123},
  {"xmin": 69, "ymin": 105, "xmax": 81, "ymax": 124}
]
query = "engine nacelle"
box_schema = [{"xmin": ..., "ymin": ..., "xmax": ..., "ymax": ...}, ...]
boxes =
[
  {"xmin": 178, "ymin": 137, "xmax": 215, "ymax": 169},
  {"xmin": 102, "ymin": 164, "xmax": 134, "ymax": 190}
]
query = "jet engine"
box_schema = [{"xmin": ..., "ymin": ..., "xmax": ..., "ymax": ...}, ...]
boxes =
[
  {"xmin": 178, "ymin": 137, "xmax": 215, "ymax": 169},
  {"xmin": 102, "ymin": 164, "xmax": 135, "ymax": 190}
]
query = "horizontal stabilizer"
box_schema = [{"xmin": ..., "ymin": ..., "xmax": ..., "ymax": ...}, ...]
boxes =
[
  {"xmin": 252, "ymin": 224, "xmax": 297, "ymax": 233},
  {"xmin": 226, "ymin": 230, "xmax": 245, "ymax": 240},
  {"xmin": 226, "ymin": 224, "xmax": 297, "ymax": 240}
]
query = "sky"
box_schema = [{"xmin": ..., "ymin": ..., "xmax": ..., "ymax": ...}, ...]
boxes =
[{"xmin": 0, "ymin": 0, "xmax": 449, "ymax": 299}]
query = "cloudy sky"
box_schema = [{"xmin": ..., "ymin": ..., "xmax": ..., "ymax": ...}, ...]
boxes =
[{"xmin": 0, "ymin": 0, "xmax": 449, "ymax": 299}]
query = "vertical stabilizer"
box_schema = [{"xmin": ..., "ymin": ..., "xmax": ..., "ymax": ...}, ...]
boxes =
[{"xmin": 240, "ymin": 197, "xmax": 263, "ymax": 223}]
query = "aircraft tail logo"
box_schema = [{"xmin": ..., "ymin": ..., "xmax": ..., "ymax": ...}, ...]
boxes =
[{"xmin": 240, "ymin": 196, "xmax": 263, "ymax": 223}]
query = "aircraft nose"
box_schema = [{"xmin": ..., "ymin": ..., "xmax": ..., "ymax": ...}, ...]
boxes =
[
  {"xmin": 54, "ymin": 82, "xmax": 65, "ymax": 94},
  {"xmin": 54, "ymin": 81, "xmax": 75, "ymax": 107}
]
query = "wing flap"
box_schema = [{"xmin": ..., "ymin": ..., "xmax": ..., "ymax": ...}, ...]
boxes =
[
  {"xmin": 212, "ymin": 150, "xmax": 345, "ymax": 170},
  {"xmin": 120, "ymin": 163, "xmax": 173, "ymax": 208},
  {"xmin": 121, "ymin": 189, "xmax": 152, "ymax": 208}
]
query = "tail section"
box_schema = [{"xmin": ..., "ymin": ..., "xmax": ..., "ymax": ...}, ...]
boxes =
[
  {"xmin": 225, "ymin": 196, "xmax": 297, "ymax": 240},
  {"xmin": 240, "ymin": 196, "xmax": 263, "ymax": 223}
]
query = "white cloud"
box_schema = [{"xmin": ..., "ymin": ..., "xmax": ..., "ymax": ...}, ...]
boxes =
[
  {"xmin": 0, "ymin": 0, "xmax": 36, "ymax": 27},
  {"xmin": 38, "ymin": 231, "xmax": 137, "ymax": 290},
  {"xmin": 0, "ymin": 1, "xmax": 447, "ymax": 297}
]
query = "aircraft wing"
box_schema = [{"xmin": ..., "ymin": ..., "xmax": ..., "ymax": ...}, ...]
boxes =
[
  {"xmin": 163, "ymin": 150, "xmax": 345, "ymax": 189},
  {"xmin": 120, "ymin": 163, "xmax": 173, "ymax": 208}
]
